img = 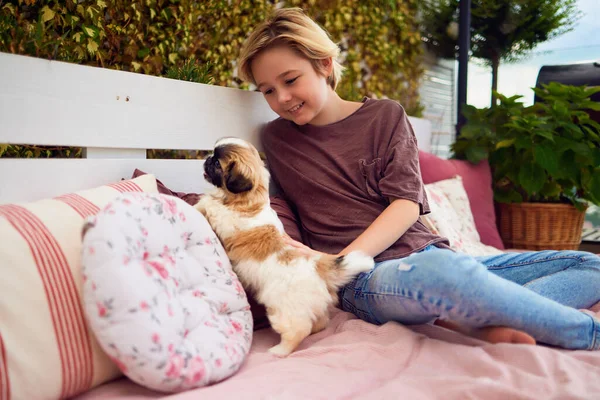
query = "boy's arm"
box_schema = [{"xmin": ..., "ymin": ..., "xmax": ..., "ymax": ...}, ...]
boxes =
[
  {"xmin": 339, "ymin": 198, "xmax": 419, "ymax": 258},
  {"xmin": 283, "ymin": 198, "xmax": 419, "ymax": 259}
]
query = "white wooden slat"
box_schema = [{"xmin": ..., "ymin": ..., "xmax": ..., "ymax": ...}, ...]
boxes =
[
  {"xmin": 0, "ymin": 53, "xmax": 434, "ymax": 204},
  {"xmin": 0, "ymin": 159, "xmax": 210, "ymax": 204},
  {"xmin": 82, "ymin": 147, "xmax": 146, "ymax": 159},
  {"xmin": 0, "ymin": 53, "xmax": 277, "ymax": 151}
]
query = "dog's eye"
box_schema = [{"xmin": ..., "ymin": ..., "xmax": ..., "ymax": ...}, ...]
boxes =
[{"xmin": 214, "ymin": 159, "xmax": 221, "ymax": 169}]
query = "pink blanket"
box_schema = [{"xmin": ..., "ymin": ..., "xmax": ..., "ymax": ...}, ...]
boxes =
[{"xmin": 75, "ymin": 309, "xmax": 600, "ymax": 400}]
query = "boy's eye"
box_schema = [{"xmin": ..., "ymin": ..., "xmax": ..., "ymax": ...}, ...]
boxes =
[
  {"xmin": 264, "ymin": 88, "xmax": 273, "ymax": 95},
  {"xmin": 285, "ymin": 77, "xmax": 297, "ymax": 85}
]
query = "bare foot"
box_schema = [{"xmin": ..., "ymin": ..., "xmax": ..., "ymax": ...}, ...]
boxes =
[{"xmin": 434, "ymin": 319, "xmax": 536, "ymax": 345}]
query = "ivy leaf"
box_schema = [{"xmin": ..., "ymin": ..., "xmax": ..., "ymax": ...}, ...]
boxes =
[
  {"xmin": 97, "ymin": 0, "xmax": 107, "ymax": 8},
  {"xmin": 82, "ymin": 25, "xmax": 99, "ymax": 39},
  {"xmin": 137, "ymin": 48, "xmax": 150, "ymax": 59},
  {"xmin": 41, "ymin": 6, "xmax": 55, "ymax": 23},
  {"xmin": 3, "ymin": 3, "xmax": 16, "ymax": 13},
  {"xmin": 518, "ymin": 163, "xmax": 546, "ymax": 195},
  {"xmin": 87, "ymin": 39, "xmax": 99, "ymax": 55}
]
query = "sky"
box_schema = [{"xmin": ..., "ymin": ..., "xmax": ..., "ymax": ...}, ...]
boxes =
[{"xmin": 467, "ymin": 0, "xmax": 600, "ymax": 107}]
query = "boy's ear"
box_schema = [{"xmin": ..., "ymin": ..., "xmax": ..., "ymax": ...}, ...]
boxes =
[{"xmin": 321, "ymin": 57, "xmax": 333, "ymax": 76}]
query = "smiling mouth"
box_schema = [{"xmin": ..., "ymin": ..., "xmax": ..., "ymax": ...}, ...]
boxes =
[{"xmin": 288, "ymin": 102, "xmax": 304, "ymax": 113}]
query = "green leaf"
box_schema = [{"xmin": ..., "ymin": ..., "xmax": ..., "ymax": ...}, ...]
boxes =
[
  {"xmin": 590, "ymin": 170, "xmax": 600, "ymax": 204},
  {"xmin": 554, "ymin": 137, "xmax": 592, "ymax": 157},
  {"xmin": 539, "ymin": 181, "xmax": 562, "ymax": 200},
  {"xmin": 465, "ymin": 146, "xmax": 488, "ymax": 164},
  {"xmin": 494, "ymin": 189, "xmax": 523, "ymax": 204},
  {"xmin": 495, "ymin": 139, "xmax": 515, "ymax": 149},
  {"xmin": 532, "ymin": 129, "xmax": 555, "ymax": 141},
  {"xmin": 460, "ymin": 123, "xmax": 486, "ymax": 139},
  {"xmin": 518, "ymin": 163, "xmax": 546, "ymax": 195},
  {"xmin": 583, "ymin": 126, "xmax": 600, "ymax": 141},
  {"xmin": 534, "ymin": 144, "xmax": 560, "ymax": 176},
  {"xmin": 555, "ymin": 151, "xmax": 580, "ymax": 180},
  {"xmin": 583, "ymin": 102, "xmax": 600, "ymax": 111},
  {"xmin": 514, "ymin": 136, "xmax": 531, "ymax": 150},
  {"xmin": 583, "ymin": 86, "xmax": 600, "ymax": 98},
  {"xmin": 82, "ymin": 25, "xmax": 99, "ymax": 39}
]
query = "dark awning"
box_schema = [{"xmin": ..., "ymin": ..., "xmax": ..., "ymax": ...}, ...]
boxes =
[
  {"xmin": 535, "ymin": 61, "xmax": 600, "ymax": 102},
  {"xmin": 535, "ymin": 61, "xmax": 600, "ymax": 122}
]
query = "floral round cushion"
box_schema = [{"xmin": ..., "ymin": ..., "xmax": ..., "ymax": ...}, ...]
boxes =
[{"xmin": 81, "ymin": 193, "xmax": 253, "ymax": 393}]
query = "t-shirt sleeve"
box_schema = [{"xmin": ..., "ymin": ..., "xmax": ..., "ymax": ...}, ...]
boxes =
[{"xmin": 377, "ymin": 107, "xmax": 430, "ymax": 215}]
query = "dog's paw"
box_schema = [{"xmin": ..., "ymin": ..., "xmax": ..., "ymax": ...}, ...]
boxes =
[{"xmin": 268, "ymin": 344, "xmax": 292, "ymax": 358}]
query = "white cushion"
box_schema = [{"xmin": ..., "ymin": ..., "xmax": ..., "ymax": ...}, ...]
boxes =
[
  {"xmin": 0, "ymin": 174, "xmax": 158, "ymax": 400},
  {"xmin": 81, "ymin": 193, "xmax": 253, "ymax": 393},
  {"xmin": 423, "ymin": 176, "xmax": 503, "ymax": 257}
]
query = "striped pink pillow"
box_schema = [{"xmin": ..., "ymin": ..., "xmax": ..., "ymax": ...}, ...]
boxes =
[{"xmin": 0, "ymin": 174, "xmax": 158, "ymax": 400}]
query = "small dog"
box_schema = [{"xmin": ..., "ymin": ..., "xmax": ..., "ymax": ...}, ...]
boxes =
[{"xmin": 195, "ymin": 137, "xmax": 374, "ymax": 357}]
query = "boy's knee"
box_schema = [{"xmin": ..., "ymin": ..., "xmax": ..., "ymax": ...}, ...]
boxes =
[
  {"xmin": 404, "ymin": 248, "xmax": 485, "ymax": 275},
  {"xmin": 368, "ymin": 249, "xmax": 486, "ymax": 293}
]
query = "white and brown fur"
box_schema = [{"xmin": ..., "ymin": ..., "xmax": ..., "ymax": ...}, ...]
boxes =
[{"xmin": 194, "ymin": 137, "xmax": 374, "ymax": 357}]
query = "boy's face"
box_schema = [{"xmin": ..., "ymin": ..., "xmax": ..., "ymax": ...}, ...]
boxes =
[{"xmin": 251, "ymin": 45, "xmax": 332, "ymax": 126}]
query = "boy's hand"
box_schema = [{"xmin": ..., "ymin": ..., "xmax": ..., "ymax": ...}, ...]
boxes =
[{"xmin": 282, "ymin": 235, "xmax": 325, "ymax": 258}]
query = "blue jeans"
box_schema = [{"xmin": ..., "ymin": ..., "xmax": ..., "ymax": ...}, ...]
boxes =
[{"xmin": 339, "ymin": 246, "xmax": 600, "ymax": 350}]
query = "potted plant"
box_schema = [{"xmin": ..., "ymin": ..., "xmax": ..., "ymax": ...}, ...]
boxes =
[{"xmin": 452, "ymin": 82, "xmax": 600, "ymax": 250}]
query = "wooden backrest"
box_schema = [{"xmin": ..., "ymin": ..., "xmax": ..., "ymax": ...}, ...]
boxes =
[{"xmin": 0, "ymin": 52, "xmax": 431, "ymax": 204}]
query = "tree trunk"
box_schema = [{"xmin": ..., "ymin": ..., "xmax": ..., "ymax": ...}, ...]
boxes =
[{"xmin": 491, "ymin": 54, "xmax": 500, "ymax": 107}]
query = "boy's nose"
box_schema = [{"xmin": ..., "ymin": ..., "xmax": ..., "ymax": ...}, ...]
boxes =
[{"xmin": 278, "ymin": 89, "xmax": 292, "ymax": 104}]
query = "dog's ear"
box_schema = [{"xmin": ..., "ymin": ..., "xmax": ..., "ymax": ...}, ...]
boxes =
[{"xmin": 225, "ymin": 161, "xmax": 253, "ymax": 193}]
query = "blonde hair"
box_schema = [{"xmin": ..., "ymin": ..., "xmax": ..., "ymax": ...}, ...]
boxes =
[{"xmin": 238, "ymin": 8, "xmax": 345, "ymax": 90}]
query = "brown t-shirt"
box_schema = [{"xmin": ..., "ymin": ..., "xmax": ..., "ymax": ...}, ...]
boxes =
[{"xmin": 263, "ymin": 97, "xmax": 450, "ymax": 262}]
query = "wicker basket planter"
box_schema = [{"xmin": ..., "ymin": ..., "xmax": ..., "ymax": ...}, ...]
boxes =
[{"xmin": 498, "ymin": 202, "xmax": 586, "ymax": 251}]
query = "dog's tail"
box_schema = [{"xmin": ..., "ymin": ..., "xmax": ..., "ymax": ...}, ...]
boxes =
[{"xmin": 316, "ymin": 251, "xmax": 374, "ymax": 293}]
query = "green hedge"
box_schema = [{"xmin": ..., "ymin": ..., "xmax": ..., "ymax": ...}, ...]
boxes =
[{"xmin": 1, "ymin": 0, "xmax": 423, "ymax": 158}]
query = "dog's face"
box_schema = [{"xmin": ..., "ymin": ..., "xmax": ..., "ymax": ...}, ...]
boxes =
[{"xmin": 203, "ymin": 137, "xmax": 267, "ymax": 195}]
